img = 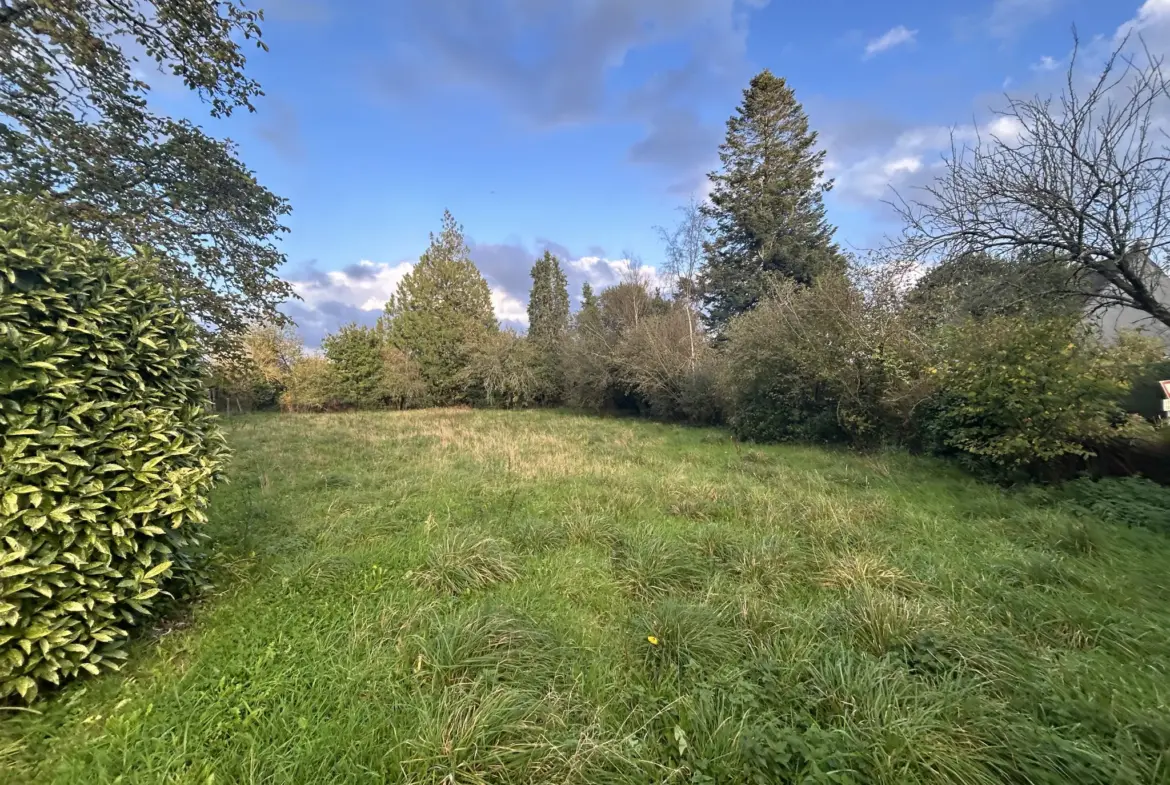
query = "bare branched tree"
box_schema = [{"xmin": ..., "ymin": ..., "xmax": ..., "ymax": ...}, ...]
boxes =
[
  {"xmin": 892, "ymin": 34, "xmax": 1170, "ymax": 329},
  {"xmin": 656, "ymin": 199, "xmax": 710, "ymax": 369}
]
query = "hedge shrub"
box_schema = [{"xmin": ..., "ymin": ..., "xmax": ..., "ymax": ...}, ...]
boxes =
[
  {"xmin": 279, "ymin": 356, "xmax": 339, "ymax": 412},
  {"xmin": 918, "ymin": 316, "xmax": 1162, "ymax": 478},
  {"xmin": 0, "ymin": 197, "xmax": 227, "ymax": 702}
]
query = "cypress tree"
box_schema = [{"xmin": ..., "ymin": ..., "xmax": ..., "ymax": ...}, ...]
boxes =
[
  {"xmin": 384, "ymin": 211, "xmax": 497, "ymax": 403},
  {"xmin": 527, "ymin": 251, "xmax": 570, "ymax": 402},
  {"xmin": 702, "ymin": 70, "xmax": 843, "ymax": 329}
]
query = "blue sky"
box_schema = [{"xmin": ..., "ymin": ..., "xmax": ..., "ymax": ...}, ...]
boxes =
[{"xmin": 163, "ymin": 0, "xmax": 1166, "ymax": 345}]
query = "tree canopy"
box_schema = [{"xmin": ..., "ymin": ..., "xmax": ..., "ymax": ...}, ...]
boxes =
[
  {"xmin": 527, "ymin": 250, "xmax": 570, "ymax": 402},
  {"xmin": 0, "ymin": 0, "xmax": 292, "ymax": 352}
]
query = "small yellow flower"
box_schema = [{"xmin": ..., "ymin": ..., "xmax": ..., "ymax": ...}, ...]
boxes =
[{"xmin": 647, "ymin": 635, "xmax": 660, "ymax": 646}]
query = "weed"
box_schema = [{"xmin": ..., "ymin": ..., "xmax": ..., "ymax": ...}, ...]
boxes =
[
  {"xmin": 409, "ymin": 531, "xmax": 519, "ymax": 595},
  {"xmin": 611, "ymin": 533, "xmax": 707, "ymax": 599}
]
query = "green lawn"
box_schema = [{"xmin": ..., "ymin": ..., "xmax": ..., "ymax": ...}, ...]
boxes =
[{"xmin": 3, "ymin": 409, "xmax": 1169, "ymax": 784}]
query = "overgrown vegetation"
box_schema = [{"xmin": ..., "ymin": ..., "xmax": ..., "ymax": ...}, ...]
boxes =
[
  {"xmin": 0, "ymin": 197, "xmax": 226, "ymax": 702},
  {"xmin": 210, "ymin": 54, "xmax": 1167, "ymax": 484},
  {"xmin": 3, "ymin": 410, "xmax": 1169, "ymax": 783}
]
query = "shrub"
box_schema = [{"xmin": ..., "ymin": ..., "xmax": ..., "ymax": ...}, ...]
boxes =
[
  {"xmin": 919, "ymin": 317, "xmax": 1163, "ymax": 477},
  {"xmin": 722, "ymin": 270, "xmax": 936, "ymax": 445},
  {"xmin": 207, "ymin": 324, "xmax": 302, "ymax": 413},
  {"xmin": 0, "ymin": 197, "xmax": 227, "ymax": 702},
  {"xmin": 459, "ymin": 330, "xmax": 541, "ymax": 409},
  {"xmin": 322, "ymin": 323, "xmax": 387, "ymax": 408},
  {"xmin": 1048, "ymin": 477, "xmax": 1170, "ymax": 535},
  {"xmin": 279, "ymin": 356, "xmax": 338, "ymax": 412},
  {"xmin": 612, "ymin": 304, "xmax": 721, "ymax": 422},
  {"xmin": 381, "ymin": 344, "xmax": 429, "ymax": 410}
]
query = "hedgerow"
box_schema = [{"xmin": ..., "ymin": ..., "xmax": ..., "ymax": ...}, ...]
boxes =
[{"xmin": 0, "ymin": 197, "xmax": 227, "ymax": 702}]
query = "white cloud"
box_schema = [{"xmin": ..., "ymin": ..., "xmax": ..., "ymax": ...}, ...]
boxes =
[
  {"xmin": 491, "ymin": 288, "xmax": 529, "ymax": 325},
  {"xmin": 1118, "ymin": 0, "xmax": 1170, "ymax": 38},
  {"xmin": 293, "ymin": 260, "xmax": 415, "ymax": 314},
  {"xmin": 286, "ymin": 252, "xmax": 673, "ymax": 344},
  {"xmin": 1031, "ymin": 55, "xmax": 1060, "ymax": 71},
  {"xmin": 985, "ymin": 115, "xmax": 1025, "ymax": 142},
  {"xmin": 832, "ymin": 126, "xmax": 952, "ymax": 200},
  {"xmin": 832, "ymin": 112, "xmax": 1034, "ymax": 203},
  {"xmin": 863, "ymin": 25, "xmax": 917, "ymax": 58},
  {"xmin": 569, "ymin": 255, "xmax": 670, "ymax": 294}
]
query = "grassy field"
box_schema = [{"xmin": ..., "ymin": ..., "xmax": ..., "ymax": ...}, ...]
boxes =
[{"xmin": 3, "ymin": 409, "xmax": 1169, "ymax": 784}]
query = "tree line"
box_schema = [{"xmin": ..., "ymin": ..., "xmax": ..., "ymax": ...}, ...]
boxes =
[{"xmin": 216, "ymin": 65, "xmax": 1169, "ymax": 481}]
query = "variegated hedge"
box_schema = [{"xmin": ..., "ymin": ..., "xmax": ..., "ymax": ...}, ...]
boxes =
[{"xmin": 0, "ymin": 197, "xmax": 227, "ymax": 702}]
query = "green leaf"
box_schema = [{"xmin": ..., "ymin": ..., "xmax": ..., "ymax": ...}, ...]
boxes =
[{"xmin": 143, "ymin": 560, "xmax": 173, "ymax": 581}]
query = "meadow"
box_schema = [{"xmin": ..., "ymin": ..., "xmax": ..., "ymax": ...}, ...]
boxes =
[{"xmin": 2, "ymin": 409, "xmax": 1168, "ymax": 784}]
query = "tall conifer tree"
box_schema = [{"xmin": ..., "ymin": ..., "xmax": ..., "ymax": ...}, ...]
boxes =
[
  {"xmin": 527, "ymin": 251, "xmax": 570, "ymax": 402},
  {"xmin": 702, "ymin": 70, "xmax": 843, "ymax": 329},
  {"xmin": 384, "ymin": 211, "xmax": 496, "ymax": 403}
]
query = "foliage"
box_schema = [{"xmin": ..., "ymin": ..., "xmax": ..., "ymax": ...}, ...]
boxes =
[
  {"xmin": 1045, "ymin": 476, "xmax": 1170, "ymax": 535},
  {"xmin": 0, "ymin": 196, "xmax": 226, "ymax": 702},
  {"xmin": 379, "ymin": 344, "xmax": 429, "ymax": 411},
  {"xmin": 612, "ymin": 303, "xmax": 719, "ymax": 421},
  {"xmin": 208, "ymin": 324, "xmax": 303, "ymax": 413},
  {"xmin": 7, "ymin": 409, "xmax": 1170, "ymax": 782},
  {"xmin": 723, "ymin": 267, "xmax": 936, "ymax": 445},
  {"xmin": 526, "ymin": 251, "xmax": 570, "ymax": 404},
  {"xmin": 702, "ymin": 69, "xmax": 844, "ymax": 329},
  {"xmin": 563, "ymin": 283, "xmax": 613, "ymax": 411},
  {"xmin": 279, "ymin": 357, "xmax": 338, "ymax": 413},
  {"xmin": 459, "ymin": 330, "xmax": 541, "ymax": 409},
  {"xmin": 322, "ymin": 323, "xmax": 387, "ymax": 409},
  {"xmin": 909, "ymin": 251, "xmax": 1083, "ymax": 323},
  {"xmin": 918, "ymin": 317, "xmax": 1164, "ymax": 476},
  {"xmin": 384, "ymin": 211, "xmax": 497, "ymax": 404},
  {"xmin": 0, "ymin": 0, "xmax": 293, "ymax": 353},
  {"xmin": 894, "ymin": 35, "xmax": 1170, "ymax": 330}
]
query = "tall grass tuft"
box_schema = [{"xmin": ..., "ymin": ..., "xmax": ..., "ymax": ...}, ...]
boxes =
[{"xmin": 410, "ymin": 531, "xmax": 519, "ymax": 595}]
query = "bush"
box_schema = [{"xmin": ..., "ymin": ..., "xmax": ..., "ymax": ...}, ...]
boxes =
[
  {"xmin": 322, "ymin": 323, "xmax": 387, "ymax": 408},
  {"xmin": 280, "ymin": 356, "xmax": 339, "ymax": 412},
  {"xmin": 207, "ymin": 324, "xmax": 302, "ymax": 414},
  {"xmin": 612, "ymin": 304, "xmax": 721, "ymax": 422},
  {"xmin": 0, "ymin": 197, "xmax": 227, "ymax": 702},
  {"xmin": 1046, "ymin": 476, "xmax": 1170, "ymax": 535},
  {"xmin": 381, "ymin": 344, "xmax": 429, "ymax": 410},
  {"xmin": 722, "ymin": 270, "xmax": 935, "ymax": 445},
  {"xmin": 918, "ymin": 317, "xmax": 1163, "ymax": 478},
  {"xmin": 459, "ymin": 330, "xmax": 541, "ymax": 409}
]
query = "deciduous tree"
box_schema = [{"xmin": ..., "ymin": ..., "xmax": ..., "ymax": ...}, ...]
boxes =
[
  {"xmin": 894, "ymin": 35, "xmax": 1170, "ymax": 330},
  {"xmin": 0, "ymin": 0, "xmax": 292, "ymax": 352}
]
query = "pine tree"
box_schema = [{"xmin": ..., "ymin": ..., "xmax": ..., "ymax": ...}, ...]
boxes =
[
  {"xmin": 527, "ymin": 251, "xmax": 570, "ymax": 403},
  {"xmin": 384, "ymin": 211, "xmax": 497, "ymax": 404},
  {"xmin": 702, "ymin": 70, "xmax": 843, "ymax": 329}
]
